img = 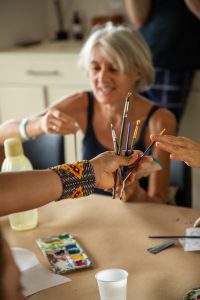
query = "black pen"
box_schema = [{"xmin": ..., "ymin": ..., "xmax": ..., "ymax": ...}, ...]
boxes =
[{"xmin": 149, "ymin": 236, "xmax": 200, "ymax": 239}]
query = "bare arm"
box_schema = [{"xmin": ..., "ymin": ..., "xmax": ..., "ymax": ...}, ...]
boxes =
[
  {"xmin": 125, "ymin": 109, "xmax": 177, "ymax": 204},
  {"xmin": 0, "ymin": 120, "xmax": 22, "ymax": 146},
  {"xmin": 185, "ymin": 0, "xmax": 200, "ymax": 19},
  {"xmin": 25, "ymin": 93, "xmax": 86, "ymax": 138},
  {"xmin": 124, "ymin": 0, "xmax": 151, "ymax": 28},
  {"xmin": 147, "ymin": 109, "xmax": 177, "ymax": 203},
  {"xmin": 0, "ymin": 93, "xmax": 84, "ymax": 146},
  {"xmin": 0, "ymin": 151, "xmax": 143, "ymax": 216},
  {"xmin": 150, "ymin": 134, "xmax": 200, "ymax": 168}
]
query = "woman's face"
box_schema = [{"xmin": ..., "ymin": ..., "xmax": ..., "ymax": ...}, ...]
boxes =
[
  {"xmin": 2, "ymin": 239, "xmax": 26, "ymax": 300},
  {"xmin": 88, "ymin": 45, "xmax": 140, "ymax": 105}
]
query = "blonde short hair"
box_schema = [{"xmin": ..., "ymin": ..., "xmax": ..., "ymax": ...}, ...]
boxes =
[{"xmin": 78, "ymin": 23, "xmax": 155, "ymax": 91}]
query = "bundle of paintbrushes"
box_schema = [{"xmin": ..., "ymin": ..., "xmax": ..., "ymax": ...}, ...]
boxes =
[{"xmin": 111, "ymin": 91, "xmax": 165, "ymax": 201}]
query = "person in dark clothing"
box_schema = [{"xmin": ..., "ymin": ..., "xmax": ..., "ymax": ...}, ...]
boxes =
[
  {"xmin": 124, "ymin": 0, "xmax": 200, "ymax": 123},
  {"xmin": 14, "ymin": 23, "xmax": 176, "ymax": 203}
]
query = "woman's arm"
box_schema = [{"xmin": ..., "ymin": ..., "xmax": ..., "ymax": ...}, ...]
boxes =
[
  {"xmin": 0, "ymin": 120, "xmax": 22, "ymax": 145},
  {"xmin": 124, "ymin": 108, "xmax": 177, "ymax": 203},
  {"xmin": 124, "ymin": 0, "xmax": 151, "ymax": 28},
  {"xmin": 146, "ymin": 109, "xmax": 177, "ymax": 203},
  {"xmin": 0, "ymin": 151, "xmax": 142, "ymax": 216},
  {"xmin": 25, "ymin": 92, "xmax": 87, "ymax": 138},
  {"xmin": 0, "ymin": 93, "xmax": 82, "ymax": 146}
]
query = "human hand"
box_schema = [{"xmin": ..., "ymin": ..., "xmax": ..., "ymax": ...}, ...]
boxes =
[
  {"xmin": 90, "ymin": 151, "xmax": 143, "ymax": 190},
  {"xmin": 90, "ymin": 151, "xmax": 153, "ymax": 191},
  {"xmin": 117, "ymin": 155, "xmax": 155, "ymax": 201},
  {"xmin": 40, "ymin": 108, "xmax": 79, "ymax": 135},
  {"xmin": 151, "ymin": 134, "xmax": 200, "ymax": 168}
]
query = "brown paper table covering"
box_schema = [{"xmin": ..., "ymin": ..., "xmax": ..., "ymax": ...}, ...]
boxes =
[{"xmin": 1, "ymin": 195, "xmax": 200, "ymax": 300}]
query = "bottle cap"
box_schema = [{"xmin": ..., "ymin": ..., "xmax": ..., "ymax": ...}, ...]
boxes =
[{"xmin": 4, "ymin": 138, "xmax": 24, "ymax": 157}]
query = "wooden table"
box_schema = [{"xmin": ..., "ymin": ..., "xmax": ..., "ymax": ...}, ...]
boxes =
[{"xmin": 1, "ymin": 195, "xmax": 200, "ymax": 300}]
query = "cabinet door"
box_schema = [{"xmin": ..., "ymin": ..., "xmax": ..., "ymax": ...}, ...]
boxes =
[
  {"xmin": 0, "ymin": 85, "xmax": 46, "ymax": 122},
  {"xmin": 47, "ymin": 86, "xmax": 86, "ymax": 163}
]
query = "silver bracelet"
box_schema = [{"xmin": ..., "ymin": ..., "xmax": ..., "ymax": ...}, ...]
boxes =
[{"xmin": 19, "ymin": 118, "xmax": 31, "ymax": 141}]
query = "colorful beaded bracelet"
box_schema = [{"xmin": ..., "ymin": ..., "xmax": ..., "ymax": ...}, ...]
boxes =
[{"xmin": 50, "ymin": 160, "xmax": 95, "ymax": 200}]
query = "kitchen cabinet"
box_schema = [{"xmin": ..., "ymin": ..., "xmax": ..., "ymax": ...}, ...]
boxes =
[
  {"xmin": 0, "ymin": 85, "xmax": 45, "ymax": 120},
  {"xmin": 0, "ymin": 41, "xmax": 89, "ymax": 162}
]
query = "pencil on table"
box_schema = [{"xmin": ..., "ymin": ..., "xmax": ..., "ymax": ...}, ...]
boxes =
[{"xmin": 149, "ymin": 235, "xmax": 200, "ymax": 239}]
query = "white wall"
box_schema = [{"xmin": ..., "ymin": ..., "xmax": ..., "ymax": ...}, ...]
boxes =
[
  {"xmin": 45, "ymin": 0, "xmax": 125, "ymax": 39},
  {"xmin": 0, "ymin": 0, "xmax": 47, "ymax": 49},
  {"xmin": 0, "ymin": 0, "xmax": 125, "ymax": 49}
]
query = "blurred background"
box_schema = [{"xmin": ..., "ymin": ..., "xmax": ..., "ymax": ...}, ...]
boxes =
[{"xmin": 0, "ymin": 0, "xmax": 126, "ymax": 49}]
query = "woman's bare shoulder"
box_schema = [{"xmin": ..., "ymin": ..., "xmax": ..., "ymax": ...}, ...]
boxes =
[
  {"xmin": 149, "ymin": 107, "xmax": 177, "ymax": 134},
  {"xmin": 51, "ymin": 91, "xmax": 89, "ymax": 112}
]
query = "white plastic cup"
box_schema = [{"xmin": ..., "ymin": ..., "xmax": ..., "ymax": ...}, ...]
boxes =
[{"xmin": 95, "ymin": 268, "xmax": 128, "ymax": 300}]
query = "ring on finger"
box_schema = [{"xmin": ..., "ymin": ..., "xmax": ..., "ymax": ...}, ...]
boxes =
[{"xmin": 53, "ymin": 125, "xmax": 58, "ymax": 132}]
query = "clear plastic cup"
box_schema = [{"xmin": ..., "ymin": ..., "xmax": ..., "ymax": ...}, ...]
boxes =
[{"xmin": 95, "ymin": 268, "xmax": 128, "ymax": 300}]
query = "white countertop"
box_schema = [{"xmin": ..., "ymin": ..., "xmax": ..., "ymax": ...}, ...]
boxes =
[{"xmin": 0, "ymin": 40, "xmax": 84, "ymax": 60}]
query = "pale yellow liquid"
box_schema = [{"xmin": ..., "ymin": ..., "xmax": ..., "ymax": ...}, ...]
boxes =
[
  {"xmin": 8, "ymin": 209, "xmax": 38, "ymax": 231},
  {"xmin": 1, "ymin": 153, "xmax": 38, "ymax": 231}
]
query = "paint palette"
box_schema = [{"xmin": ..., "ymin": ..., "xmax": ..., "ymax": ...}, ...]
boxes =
[{"xmin": 36, "ymin": 233, "xmax": 93, "ymax": 274}]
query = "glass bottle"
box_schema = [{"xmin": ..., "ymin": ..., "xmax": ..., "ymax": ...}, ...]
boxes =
[
  {"xmin": 71, "ymin": 11, "xmax": 84, "ymax": 40},
  {"xmin": 1, "ymin": 138, "xmax": 38, "ymax": 231}
]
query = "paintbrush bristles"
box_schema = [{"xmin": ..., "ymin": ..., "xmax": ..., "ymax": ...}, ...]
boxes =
[
  {"xmin": 126, "ymin": 91, "xmax": 132, "ymax": 99},
  {"xmin": 131, "ymin": 119, "xmax": 140, "ymax": 151},
  {"xmin": 111, "ymin": 123, "xmax": 118, "ymax": 154},
  {"xmin": 159, "ymin": 128, "xmax": 166, "ymax": 135},
  {"xmin": 134, "ymin": 120, "xmax": 141, "ymax": 139}
]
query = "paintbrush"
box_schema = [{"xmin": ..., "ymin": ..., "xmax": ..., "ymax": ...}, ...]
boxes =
[
  {"xmin": 111, "ymin": 124, "xmax": 119, "ymax": 199},
  {"xmin": 117, "ymin": 91, "xmax": 132, "ymax": 155},
  {"xmin": 130, "ymin": 120, "xmax": 141, "ymax": 152},
  {"xmin": 111, "ymin": 123, "xmax": 119, "ymax": 154},
  {"xmin": 120, "ymin": 128, "xmax": 165, "ymax": 200},
  {"xmin": 124, "ymin": 128, "xmax": 166, "ymax": 182}
]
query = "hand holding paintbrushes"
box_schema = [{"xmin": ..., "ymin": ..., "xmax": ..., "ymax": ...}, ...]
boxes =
[
  {"xmin": 110, "ymin": 91, "xmax": 166, "ymax": 200},
  {"xmin": 111, "ymin": 92, "xmax": 132, "ymax": 198},
  {"xmin": 119, "ymin": 128, "xmax": 166, "ymax": 201}
]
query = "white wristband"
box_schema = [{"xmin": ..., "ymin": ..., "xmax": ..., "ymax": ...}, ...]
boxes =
[{"xmin": 19, "ymin": 118, "xmax": 31, "ymax": 141}]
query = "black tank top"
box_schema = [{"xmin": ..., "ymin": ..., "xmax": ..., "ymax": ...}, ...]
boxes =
[{"xmin": 82, "ymin": 91, "xmax": 160, "ymax": 194}]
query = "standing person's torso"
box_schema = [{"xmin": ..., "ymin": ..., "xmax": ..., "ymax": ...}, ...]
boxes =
[{"xmin": 140, "ymin": 0, "xmax": 200, "ymax": 70}]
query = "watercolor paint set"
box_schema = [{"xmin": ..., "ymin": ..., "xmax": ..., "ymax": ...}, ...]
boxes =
[{"xmin": 36, "ymin": 233, "xmax": 93, "ymax": 274}]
